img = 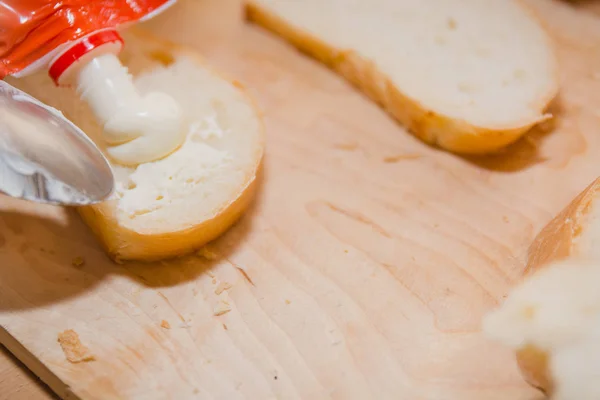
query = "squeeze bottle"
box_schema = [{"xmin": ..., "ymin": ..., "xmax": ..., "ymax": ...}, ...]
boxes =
[{"xmin": 0, "ymin": 0, "xmax": 186, "ymax": 167}]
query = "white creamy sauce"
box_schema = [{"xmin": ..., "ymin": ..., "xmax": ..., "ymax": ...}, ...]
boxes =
[{"xmin": 76, "ymin": 53, "xmax": 187, "ymax": 166}]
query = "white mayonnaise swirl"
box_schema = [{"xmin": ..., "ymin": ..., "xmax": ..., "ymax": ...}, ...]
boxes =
[{"xmin": 76, "ymin": 53, "xmax": 186, "ymax": 166}]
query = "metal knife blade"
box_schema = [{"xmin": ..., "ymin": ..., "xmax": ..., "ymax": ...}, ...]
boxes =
[{"xmin": 0, "ymin": 80, "xmax": 114, "ymax": 206}]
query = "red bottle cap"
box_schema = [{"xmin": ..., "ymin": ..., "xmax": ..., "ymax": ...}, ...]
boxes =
[{"xmin": 49, "ymin": 30, "xmax": 124, "ymax": 85}]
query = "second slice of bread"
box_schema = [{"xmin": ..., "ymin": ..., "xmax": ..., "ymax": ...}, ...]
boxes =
[
  {"xmin": 247, "ymin": 0, "xmax": 559, "ymax": 154},
  {"xmin": 484, "ymin": 178, "xmax": 600, "ymax": 398},
  {"xmin": 7, "ymin": 29, "xmax": 265, "ymax": 262}
]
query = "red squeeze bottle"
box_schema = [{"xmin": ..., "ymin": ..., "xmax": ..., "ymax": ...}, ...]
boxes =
[
  {"xmin": 0, "ymin": 0, "xmax": 187, "ymax": 166},
  {"xmin": 0, "ymin": 0, "xmax": 174, "ymax": 80}
]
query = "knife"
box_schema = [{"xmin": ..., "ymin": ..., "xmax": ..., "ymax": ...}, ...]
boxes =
[{"xmin": 0, "ymin": 80, "xmax": 114, "ymax": 206}]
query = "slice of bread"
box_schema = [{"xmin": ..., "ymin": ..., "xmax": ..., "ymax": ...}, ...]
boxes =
[
  {"xmin": 247, "ymin": 0, "xmax": 559, "ymax": 154},
  {"xmin": 483, "ymin": 178, "xmax": 600, "ymax": 399},
  {"xmin": 6, "ymin": 29, "xmax": 264, "ymax": 262}
]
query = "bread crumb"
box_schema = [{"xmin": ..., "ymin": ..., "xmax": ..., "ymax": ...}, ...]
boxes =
[
  {"xmin": 503, "ymin": 216, "xmax": 509, "ymax": 223},
  {"xmin": 160, "ymin": 320, "xmax": 171, "ymax": 329},
  {"xmin": 212, "ymin": 278, "xmax": 217, "ymax": 285},
  {"xmin": 57, "ymin": 330, "xmax": 95, "ymax": 363},
  {"xmin": 71, "ymin": 256, "xmax": 85, "ymax": 268},
  {"xmin": 147, "ymin": 50, "xmax": 175, "ymax": 66},
  {"xmin": 222, "ymin": 323, "xmax": 228, "ymax": 330},
  {"xmin": 197, "ymin": 247, "xmax": 218, "ymax": 260},
  {"xmin": 214, "ymin": 301, "xmax": 232, "ymax": 316},
  {"xmin": 285, "ymin": 299, "xmax": 291, "ymax": 305},
  {"xmin": 215, "ymin": 282, "xmax": 232, "ymax": 295},
  {"xmin": 447, "ymin": 18, "xmax": 457, "ymax": 30},
  {"xmin": 383, "ymin": 154, "xmax": 421, "ymax": 163},
  {"xmin": 334, "ymin": 142, "xmax": 358, "ymax": 151}
]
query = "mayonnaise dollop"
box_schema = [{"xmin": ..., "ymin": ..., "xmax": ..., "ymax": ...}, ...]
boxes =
[{"xmin": 75, "ymin": 53, "xmax": 186, "ymax": 166}]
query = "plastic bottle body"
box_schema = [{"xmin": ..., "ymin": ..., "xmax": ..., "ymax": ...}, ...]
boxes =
[{"xmin": 0, "ymin": 0, "xmax": 176, "ymax": 79}]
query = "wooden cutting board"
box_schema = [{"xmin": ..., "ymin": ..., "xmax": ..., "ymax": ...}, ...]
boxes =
[{"xmin": 1, "ymin": 0, "xmax": 600, "ymax": 398}]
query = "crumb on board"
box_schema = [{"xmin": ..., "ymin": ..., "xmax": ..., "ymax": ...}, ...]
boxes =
[
  {"xmin": 383, "ymin": 154, "xmax": 421, "ymax": 163},
  {"xmin": 160, "ymin": 320, "xmax": 171, "ymax": 329},
  {"xmin": 235, "ymin": 266, "xmax": 255, "ymax": 287},
  {"xmin": 285, "ymin": 299, "xmax": 291, "ymax": 305},
  {"xmin": 215, "ymin": 282, "xmax": 232, "ymax": 295},
  {"xmin": 72, "ymin": 256, "xmax": 85, "ymax": 268},
  {"xmin": 197, "ymin": 247, "xmax": 218, "ymax": 260},
  {"xmin": 447, "ymin": 17, "xmax": 457, "ymax": 30},
  {"xmin": 212, "ymin": 278, "xmax": 217, "ymax": 285},
  {"xmin": 214, "ymin": 301, "xmax": 232, "ymax": 316},
  {"xmin": 334, "ymin": 142, "xmax": 359, "ymax": 151},
  {"xmin": 503, "ymin": 216, "xmax": 510, "ymax": 223},
  {"xmin": 57, "ymin": 330, "xmax": 95, "ymax": 363},
  {"xmin": 222, "ymin": 323, "xmax": 228, "ymax": 330}
]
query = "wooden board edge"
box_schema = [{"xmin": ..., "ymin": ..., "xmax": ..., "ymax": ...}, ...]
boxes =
[{"xmin": 0, "ymin": 326, "xmax": 80, "ymax": 400}]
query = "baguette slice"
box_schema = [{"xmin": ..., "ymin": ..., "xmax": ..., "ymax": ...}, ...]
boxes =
[
  {"xmin": 6, "ymin": 29, "xmax": 264, "ymax": 262},
  {"xmin": 483, "ymin": 178, "xmax": 600, "ymax": 400},
  {"xmin": 247, "ymin": 0, "xmax": 559, "ymax": 154}
]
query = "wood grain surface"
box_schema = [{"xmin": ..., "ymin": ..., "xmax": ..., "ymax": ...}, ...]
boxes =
[{"xmin": 2, "ymin": 0, "xmax": 600, "ymax": 398}]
